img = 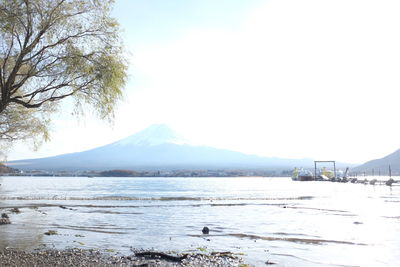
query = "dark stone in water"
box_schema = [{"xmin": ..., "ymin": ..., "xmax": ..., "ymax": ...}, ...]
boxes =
[
  {"xmin": 10, "ymin": 208, "xmax": 20, "ymax": 213},
  {"xmin": 44, "ymin": 230, "xmax": 58, "ymax": 235},
  {"xmin": 0, "ymin": 213, "xmax": 10, "ymax": 225},
  {"xmin": 202, "ymin": 227, "xmax": 209, "ymax": 234},
  {"xmin": 386, "ymin": 178, "xmax": 394, "ymax": 186},
  {"xmin": 0, "ymin": 218, "xmax": 10, "ymax": 225}
]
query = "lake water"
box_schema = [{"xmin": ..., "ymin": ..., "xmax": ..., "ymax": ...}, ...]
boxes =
[{"xmin": 0, "ymin": 176, "xmax": 399, "ymax": 266}]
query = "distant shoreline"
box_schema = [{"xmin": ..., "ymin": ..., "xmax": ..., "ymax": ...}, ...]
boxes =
[
  {"xmin": 1, "ymin": 169, "xmax": 291, "ymax": 178},
  {"xmin": 1, "ymin": 174, "xmax": 288, "ymax": 178}
]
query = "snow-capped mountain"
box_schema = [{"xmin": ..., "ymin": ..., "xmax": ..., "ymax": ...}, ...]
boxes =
[
  {"xmin": 9, "ymin": 124, "xmax": 314, "ymax": 171},
  {"xmin": 111, "ymin": 124, "xmax": 189, "ymax": 147}
]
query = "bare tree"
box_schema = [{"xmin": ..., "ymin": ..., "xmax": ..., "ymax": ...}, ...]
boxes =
[{"xmin": 0, "ymin": 0, "xmax": 127, "ymax": 146}]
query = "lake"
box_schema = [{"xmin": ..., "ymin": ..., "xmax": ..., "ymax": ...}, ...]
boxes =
[{"xmin": 0, "ymin": 176, "xmax": 399, "ymax": 266}]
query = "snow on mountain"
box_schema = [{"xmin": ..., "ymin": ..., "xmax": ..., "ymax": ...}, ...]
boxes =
[
  {"xmin": 112, "ymin": 124, "xmax": 189, "ymax": 147},
  {"xmin": 9, "ymin": 124, "xmax": 315, "ymax": 171}
]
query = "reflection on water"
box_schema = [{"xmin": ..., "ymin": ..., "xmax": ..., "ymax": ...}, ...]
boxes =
[{"xmin": 0, "ymin": 176, "xmax": 399, "ymax": 266}]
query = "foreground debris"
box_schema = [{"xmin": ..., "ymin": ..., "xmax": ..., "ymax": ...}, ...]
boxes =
[
  {"xmin": 0, "ymin": 248, "xmax": 246, "ymax": 267},
  {"xmin": 0, "ymin": 213, "xmax": 11, "ymax": 225}
]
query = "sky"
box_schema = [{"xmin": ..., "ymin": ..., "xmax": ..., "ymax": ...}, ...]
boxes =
[{"xmin": 7, "ymin": 0, "xmax": 400, "ymax": 164}]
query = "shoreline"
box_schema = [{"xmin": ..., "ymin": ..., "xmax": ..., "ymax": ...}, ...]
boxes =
[
  {"xmin": 0, "ymin": 204, "xmax": 253, "ymax": 267},
  {"xmin": 0, "ymin": 247, "xmax": 247, "ymax": 267}
]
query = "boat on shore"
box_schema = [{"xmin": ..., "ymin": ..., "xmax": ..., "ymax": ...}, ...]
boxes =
[{"xmin": 292, "ymin": 168, "xmax": 314, "ymax": 181}]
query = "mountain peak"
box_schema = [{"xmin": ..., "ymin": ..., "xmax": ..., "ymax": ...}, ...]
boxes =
[
  {"xmin": 113, "ymin": 124, "xmax": 189, "ymax": 147},
  {"xmin": 9, "ymin": 123, "xmax": 318, "ymax": 171}
]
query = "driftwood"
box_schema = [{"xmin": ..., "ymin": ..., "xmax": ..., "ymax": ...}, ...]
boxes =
[
  {"xmin": 134, "ymin": 252, "xmax": 188, "ymax": 262},
  {"xmin": 210, "ymin": 251, "xmax": 232, "ymax": 256}
]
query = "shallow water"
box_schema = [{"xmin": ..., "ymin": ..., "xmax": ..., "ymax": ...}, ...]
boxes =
[{"xmin": 0, "ymin": 176, "xmax": 399, "ymax": 266}]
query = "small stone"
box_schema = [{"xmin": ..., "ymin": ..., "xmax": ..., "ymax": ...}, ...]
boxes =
[
  {"xmin": 44, "ymin": 230, "xmax": 58, "ymax": 235},
  {"xmin": 0, "ymin": 218, "xmax": 11, "ymax": 225},
  {"xmin": 0, "ymin": 213, "xmax": 10, "ymax": 225},
  {"xmin": 10, "ymin": 208, "xmax": 20, "ymax": 214},
  {"xmin": 202, "ymin": 226, "xmax": 209, "ymax": 234},
  {"xmin": 386, "ymin": 178, "xmax": 395, "ymax": 186}
]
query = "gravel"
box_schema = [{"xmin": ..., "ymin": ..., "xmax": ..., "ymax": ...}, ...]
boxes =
[{"xmin": 0, "ymin": 248, "xmax": 247, "ymax": 267}]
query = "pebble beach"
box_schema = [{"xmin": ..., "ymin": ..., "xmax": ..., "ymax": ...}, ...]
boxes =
[{"xmin": 0, "ymin": 248, "xmax": 246, "ymax": 267}]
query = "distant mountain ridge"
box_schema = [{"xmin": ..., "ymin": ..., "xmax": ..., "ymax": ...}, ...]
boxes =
[
  {"xmin": 353, "ymin": 149, "xmax": 400, "ymax": 175},
  {"xmin": 9, "ymin": 124, "xmax": 315, "ymax": 171}
]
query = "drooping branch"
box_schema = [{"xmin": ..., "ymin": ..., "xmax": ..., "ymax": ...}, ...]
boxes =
[{"xmin": 0, "ymin": 0, "xmax": 127, "ymax": 145}]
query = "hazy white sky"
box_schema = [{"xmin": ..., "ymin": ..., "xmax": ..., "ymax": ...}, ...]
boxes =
[{"xmin": 8, "ymin": 0, "xmax": 400, "ymax": 164}]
